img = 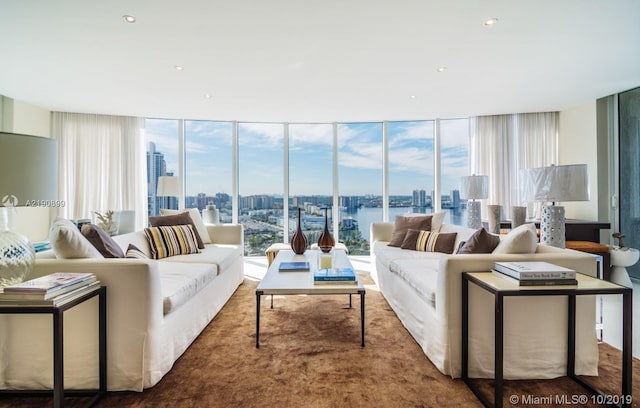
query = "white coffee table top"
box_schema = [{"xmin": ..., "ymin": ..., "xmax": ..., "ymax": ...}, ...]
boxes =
[{"xmin": 257, "ymin": 249, "xmax": 364, "ymax": 295}]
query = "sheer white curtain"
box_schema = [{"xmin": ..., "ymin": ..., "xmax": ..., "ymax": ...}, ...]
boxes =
[
  {"xmin": 51, "ymin": 112, "xmax": 147, "ymax": 229},
  {"xmin": 470, "ymin": 112, "xmax": 558, "ymax": 220}
]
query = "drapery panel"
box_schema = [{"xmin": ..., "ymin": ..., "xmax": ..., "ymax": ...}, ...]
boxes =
[
  {"xmin": 470, "ymin": 112, "xmax": 558, "ymax": 219},
  {"xmin": 51, "ymin": 112, "xmax": 147, "ymax": 230}
]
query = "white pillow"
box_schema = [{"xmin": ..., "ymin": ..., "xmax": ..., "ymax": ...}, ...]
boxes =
[
  {"xmin": 492, "ymin": 223, "xmax": 538, "ymax": 254},
  {"xmin": 404, "ymin": 211, "xmax": 446, "ymax": 232},
  {"xmin": 160, "ymin": 208, "xmax": 211, "ymax": 244},
  {"xmin": 49, "ymin": 218, "xmax": 104, "ymax": 259}
]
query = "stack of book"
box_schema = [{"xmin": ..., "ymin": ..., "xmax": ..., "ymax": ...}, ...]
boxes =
[
  {"xmin": 314, "ymin": 267, "xmax": 357, "ymax": 284},
  {"xmin": 0, "ymin": 272, "xmax": 100, "ymax": 306},
  {"xmin": 493, "ymin": 261, "xmax": 578, "ymax": 286},
  {"xmin": 278, "ymin": 261, "xmax": 310, "ymax": 272}
]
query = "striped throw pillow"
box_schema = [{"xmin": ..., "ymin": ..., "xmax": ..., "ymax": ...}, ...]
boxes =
[
  {"xmin": 125, "ymin": 243, "xmax": 149, "ymax": 259},
  {"xmin": 144, "ymin": 225, "xmax": 201, "ymax": 259},
  {"xmin": 401, "ymin": 229, "xmax": 458, "ymax": 254}
]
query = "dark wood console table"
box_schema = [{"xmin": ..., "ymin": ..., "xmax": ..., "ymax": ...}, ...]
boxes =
[{"xmin": 499, "ymin": 219, "xmax": 610, "ymax": 242}]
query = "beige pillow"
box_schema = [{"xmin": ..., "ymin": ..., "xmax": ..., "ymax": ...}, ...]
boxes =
[
  {"xmin": 49, "ymin": 218, "xmax": 103, "ymax": 259},
  {"xmin": 405, "ymin": 211, "xmax": 446, "ymax": 232},
  {"xmin": 160, "ymin": 208, "xmax": 211, "ymax": 244},
  {"xmin": 492, "ymin": 223, "xmax": 538, "ymax": 254}
]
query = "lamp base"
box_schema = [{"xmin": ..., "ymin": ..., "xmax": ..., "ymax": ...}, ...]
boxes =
[
  {"xmin": 541, "ymin": 205, "xmax": 565, "ymax": 248},
  {"xmin": 466, "ymin": 201, "xmax": 482, "ymax": 230}
]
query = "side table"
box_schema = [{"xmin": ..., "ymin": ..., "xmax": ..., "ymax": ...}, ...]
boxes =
[
  {"xmin": 0, "ymin": 286, "xmax": 107, "ymax": 408},
  {"xmin": 462, "ymin": 272, "xmax": 632, "ymax": 408}
]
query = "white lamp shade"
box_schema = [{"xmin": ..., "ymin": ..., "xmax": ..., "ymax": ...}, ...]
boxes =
[
  {"xmin": 460, "ymin": 175, "xmax": 488, "ymax": 200},
  {"xmin": 520, "ymin": 164, "xmax": 590, "ymax": 202},
  {"xmin": 156, "ymin": 176, "xmax": 180, "ymax": 197}
]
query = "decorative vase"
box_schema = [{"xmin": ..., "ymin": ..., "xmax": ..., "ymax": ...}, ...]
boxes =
[
  {"xmin": 487, "ymin": 204, "xmax": 502, "ymax": 234},
  {"xmin": 0, "ymin": 208, "xmax": 35, "ymax": 289},
  {"xmin": 290, "ymin": 208, "xmax": 307, "ymax": 255},
  {"xmin": 511, "ymin": 206, "xmax": 527, "ymax": 229},
  {"xmin": 317, "ymin": 208, "xmax": 335, "ymax": 253}
]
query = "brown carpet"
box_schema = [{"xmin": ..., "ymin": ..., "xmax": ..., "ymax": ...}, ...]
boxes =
[{"xmin": 1, "ymin": 272, "xmax": 639, "ymax": 407}]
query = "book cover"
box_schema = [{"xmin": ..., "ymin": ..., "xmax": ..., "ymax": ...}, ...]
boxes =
[
  {"xmin": 492, "ymin": 270, "xmax": 578, "ymax": 286},
  {"xmin": 0, "ymin": 281, "xmax": 101, "ymax": 306},
  {"xmin": 278, "ymin": 261, "xmax": 310, "ymax": 272},
  {"xmin": 0, "ymin": 276, "xmax": 97, "ymax": 300},
  {"xmin": 2, "ymin": 272, "xmax": 95, "ymax": 294},
  {"xmin": 314, "ymin": 267, "xmax": 356, "ymax": 281},
  {"xmin": 494, "ymin": 261, "xmax": 576, "ymax": 280}
]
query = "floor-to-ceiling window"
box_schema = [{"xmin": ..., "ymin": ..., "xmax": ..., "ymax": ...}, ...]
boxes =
[
  {"xmin": 146, "ymin": 118, "xmax": 180, "ymax": 216},
  {"xmin": 145, "ymin": 117, "xmax": 470, "ymax": 254},
  {"xmin": 337, "ymin": 122, "xmax": 383, "ymax": 254},
  {"xmin": 238, "ymin": 123, "xmax": 284, "ymax": 255},
  {"xmin": 185, "ymin": 120, "xmax": 233, "ymax": 223},
  {"xmin": 289, "ymin": 123, "xmax": 334, "ymax": 245},
  {"xmin": 619, "ymin": 87, "xmax": 640, "ymax": 278},
  {"xmin": 388, "ymin": 120, "xmax": 434, "ymax": 220}
]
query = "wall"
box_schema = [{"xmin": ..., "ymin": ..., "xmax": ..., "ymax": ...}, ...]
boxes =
[
  {"xmin": 558, "ymin": 101, "xmax": 599, "ymax": 221},
  {"xmin": 1, "ymin": 97, "xmax": 52, "ymax": 241}
]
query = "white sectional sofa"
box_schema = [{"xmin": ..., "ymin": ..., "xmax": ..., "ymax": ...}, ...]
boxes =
[
  {"xmin": 0, "ymin": 222, "xmax": 244, "ymax": 392},
  {"xmin": 371, "ymin": 220, "xmax": 599, "ymax": 380}
]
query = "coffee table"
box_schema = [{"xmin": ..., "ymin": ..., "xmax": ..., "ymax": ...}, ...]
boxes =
[{"xmin": 255, "ymin": 249, "xmax": 365, "ymax": 348}]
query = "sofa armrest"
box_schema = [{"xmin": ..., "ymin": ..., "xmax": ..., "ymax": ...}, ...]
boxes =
[{"xmin": 206, "ymin": 223, "xmax": 244, "ymax": 246}]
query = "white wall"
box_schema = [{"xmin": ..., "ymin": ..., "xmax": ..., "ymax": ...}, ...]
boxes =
[
  {"xmin": 558, "ymin": 101, "xmax": 599, "ymax": 220},
  {"xmin": 1, "ymin": 97, "xmax": 53, "ymax": 241}
]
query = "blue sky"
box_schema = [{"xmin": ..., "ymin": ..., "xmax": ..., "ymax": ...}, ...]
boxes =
[{"xmin": 145, "ymin": 118, "xmax": 470, "ymax": 197}]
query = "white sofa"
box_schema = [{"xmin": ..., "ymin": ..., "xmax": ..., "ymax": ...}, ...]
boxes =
[
  {"xmin": 0, "ymin": 223, "xmax": 244, "ymax": 392},
  {"xmin": 371, "ymin": 222, "xmax": 599, "ymax": 380}
]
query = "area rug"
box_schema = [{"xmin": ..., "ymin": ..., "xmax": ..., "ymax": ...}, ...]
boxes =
[{"xmin": 1, "ymin": 272, "xmax": 638, "ymax": 407}]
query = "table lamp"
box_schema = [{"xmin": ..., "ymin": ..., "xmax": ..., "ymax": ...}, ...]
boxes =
[
  {"xmin": 460, "ymin": 175, "xmax": 488, "ymax": 230},
  {"xmin": 156, "ymin": 175, "xmax": 180, "ymax": 209},
  {"xmin": 0, "ymin": 132, "xmax": 58, "ymax": 287},
  {"xmin": 520, "ymin": 164, "xmax": 589, "ymax": 248}
]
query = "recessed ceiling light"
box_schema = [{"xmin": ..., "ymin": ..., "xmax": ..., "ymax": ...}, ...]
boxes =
[
  {"xmin": 410, "ymin": 95, "xmax": 416, "ymax": 99},
  {"xmin": 484, "ymin": 17, "xmax": 499, "ymax": 26},
  {"xmin": 437, "ymin": 67, "xmax": 447, "ymax": 72},
  {"xmin": 123, "ymin": 15, "xmax": 136, "ymax": 23},
  {"xmin": 175, "ymin": 65, "xmax": 184, "ymax": 71},
  {"xmin": 205, "ymin": 94, "xmax": 212, "ymax": 99}
]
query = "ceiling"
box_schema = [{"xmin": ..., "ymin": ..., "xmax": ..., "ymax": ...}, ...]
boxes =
[{"xmin": 1, "ymin": 0, "xmax": 639, "ymax": 123}]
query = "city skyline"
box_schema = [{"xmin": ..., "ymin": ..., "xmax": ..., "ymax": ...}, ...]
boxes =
[{"xmin": 145, "ymin": 118, "xmax": 470, "ymax": 197}]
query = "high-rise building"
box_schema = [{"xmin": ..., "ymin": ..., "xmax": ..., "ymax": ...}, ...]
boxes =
[
  {"xmin": 412, "ymin": 189, "xmax": 426, "ymax": 207},
  {"xmin": 451, "ymin": 189, "xmax": 461, "ymax": 208}
]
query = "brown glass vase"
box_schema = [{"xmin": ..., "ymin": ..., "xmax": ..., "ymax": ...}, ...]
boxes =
[
  {"xmin": 290, "ymin": 208, "xmax": 307, "ymax": 255},
  {"xmin": 317, "ymin": 207, "xmax": 335, "ymax": 253}
]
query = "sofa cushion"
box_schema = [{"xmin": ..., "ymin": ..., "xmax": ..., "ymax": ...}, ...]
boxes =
[
  {"xmin": 81, "ymin": 223, "xmax": 124, "ymax": 258},
  {"xmin": 457, "ymin": 228, "xmax": 501, "ymax": 254},
  {"xmin": 159, "ymin": 244, "xmax": 241, "ymax": 273},
  {"xmin": 144, "ymin": 225, "xmax": 202, "ymax": 259},
  {"xmin": 157, "ymin": 262, "xmax": 217, "ymax": 315},
  {"xmin": 493, "ymin": 223, "xmax": 538, "ymax": 254},
  {"xmin": 113, "ymin": 230, "xmax": 152, "ymax": 258},
  {"xmin": 49, "ymin": 218, "xmax": 104, "ymax": 259},
  {"xmin": 388, "ymin": 215, "xmax": 432, "ymax": 247},
  {"xmin": 125, "ymin": 244, "xmax": 149, "ymax": 259},
  {"xmin": 374, "ymin": 240, "xmax": 443, "ymax": 270},
  {"xmin": 149, "ymin": 211, "xmax": 205, "ymax": 249},
  {"xmin": 401, "ymin": 229, "xmax": 458, "ymax": 254},
  {"xmin": 160, "ymin": 208, "xmax": 212, "ymax": 244},
  {"xmin": 388, "ymin": 259, "xmax": 439, "ymax": 306}
]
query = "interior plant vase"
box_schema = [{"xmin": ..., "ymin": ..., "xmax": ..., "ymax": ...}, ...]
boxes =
[
  {"xmin": 317, "ymin": 208, "xmax": 335, "ymax": 253},
  {"xmin": 290, "ymin": 208, "xmax": 307, "ymax": 255}
]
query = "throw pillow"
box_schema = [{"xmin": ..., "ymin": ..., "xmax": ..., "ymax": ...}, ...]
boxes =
[
  {"xmin": 144, "ymin": 225, "xmax": 201, "ymax": 259},
  {"xmin": 125, "ymin": 243, "xmax": 149, "ymax": 259},
  {"xmin": 401, "ymin": 229, "xmax": 458, "ymax": 254},
  {"xmin": 160, "ymin": 208, "xmax": 212, "ymax": 244},
  {"xmin": 81, "ymin": 223, "xmax": 124, "ymax": 258},
  {"xmin": 457, "ymin": 228, "xmax": 501, "ymax": 254},
  {"xmin": 49, "ymin": 218, "xmax": 103, "ymax": 259},
  {"xmin": 492, "ymin": 223, "xmax": 538, "ymax": 254},
  {"xmin": 149, "ymin": 212, "xmax": 205, "ymax": 249},
  {"xmin": 388, "ymin": 215, "xmax": 432, "ymax": 247}
]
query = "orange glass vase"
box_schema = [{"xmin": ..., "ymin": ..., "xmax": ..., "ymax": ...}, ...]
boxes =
[
  {"xmin": 290, "ymin": 208, "xmax": 307, "ymax": 255},
  {"xmin": 317, "ymin": 207, "xmax": 335, "ymax": 253}
]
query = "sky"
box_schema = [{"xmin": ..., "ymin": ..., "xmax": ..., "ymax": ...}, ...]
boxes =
[{"xmin": 145, "ymin": 118, "xmax": 470, "ymax": 197}]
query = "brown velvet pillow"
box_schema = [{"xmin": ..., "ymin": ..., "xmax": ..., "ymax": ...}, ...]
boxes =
[
  {"xmin": 388, "ymin": 215, "xmax": 432, "ymax": 247},
  {"xmin": 149, "ymin": 212, "xmax": 205, "ymax": 249},
  {"xmin": 81, "ymin": 223, "xmax": 124, "ymax": 258},
  {"xmin": 400, "ymin": 229, "xmax": 458, "ymax": 254},
  {"xmin": 457, "ymin": 228, "xmax": 501, "ymax": 254}
]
